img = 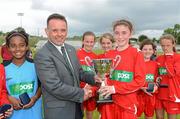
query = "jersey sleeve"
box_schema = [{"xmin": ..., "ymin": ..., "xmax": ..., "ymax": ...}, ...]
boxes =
[
  {"xmin": 165, "ymin": 54, "xmax": 180, "ymax": 99},
  {"xmin": 0, "ymin": 66, "xmax": 10, "ymax": 105}
]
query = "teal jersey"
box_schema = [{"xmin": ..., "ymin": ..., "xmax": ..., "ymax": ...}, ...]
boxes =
[{"xmin": 5, "ymin": 60, "xmax": 42, "ymax": 119}]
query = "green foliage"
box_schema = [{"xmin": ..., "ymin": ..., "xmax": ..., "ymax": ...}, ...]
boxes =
[
  {"xmin": 138, "ymin": 34, "xmax": 148, "ymax": 43},
  {"xmin": 93, "ymin": 49, "xmax": 104, "ymax": 55},
  {"xmin": 152, "ymin": 37, "xmax": 159, "ymax": 43},
  {"xmin": 0, "ymin": 37, "xmax": 4, "ymax": 45},
  {"xmin": 164, "ymin": 24, "xmax": 180, "ymax": 44},
  {"xmin": 29, "ymin": 36, "xmax": 40, "ymax": 47}
]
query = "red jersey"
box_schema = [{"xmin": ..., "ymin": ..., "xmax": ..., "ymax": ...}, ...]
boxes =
[
  {"xmin": 76, "ymin": 48, "xmax": 97, "ymax": 85},
  {"xmin": 137, "ymin": 60, "xmax": 158, "ymax": 117},
  {"xmin": 107, "ymin": 46, "xmax": 146, "ymax": 113},
  {"xmin": 0, "ymin": 64, "xmax": 10, "ymax": 106},
  {"xmin": 97, "ymin": 50, "xmax": 116, "ymax": 119},
  {"xmin": 1, "ymin": 44, "xmax": 12, "ymax": 61},
  {"xmin": 98, "ymin": 50, "xmax": 113, "ymax": 59},
  {"xmin": 76, "ymin": 48, "xmax": 97, "ymax": 69},
  {"xmin": 144, "ymin": 60, "xmax": 158, "ymax": 86},
  {"xmin": 76, "ymin": 48, "xmax": 98, "ymax": 111},
  {"xmin": 156, "ymin": 53, "xmax": 180, "ymax": 102}
]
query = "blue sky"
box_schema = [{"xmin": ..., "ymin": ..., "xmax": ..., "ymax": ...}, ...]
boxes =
[{"xmin": 0, "ymin": 0, "xmax": 179, "ymax": 38}]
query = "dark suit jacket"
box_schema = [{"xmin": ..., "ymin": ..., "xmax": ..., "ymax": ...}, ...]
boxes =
[{"xmin": 34, "ymin": 41, "xmax": 95, "ymax": 119}]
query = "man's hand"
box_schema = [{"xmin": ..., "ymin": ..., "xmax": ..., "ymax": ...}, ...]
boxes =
[{"xmin": 83, "ymin": 84, "xmax": 92, "ymax": 101}]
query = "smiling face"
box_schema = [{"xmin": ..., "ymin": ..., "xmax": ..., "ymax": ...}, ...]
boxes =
[
  {"xmin": 45, "ymin": 19, "xmax": 67, "ymax": 46},
  {"xmin": 82, "ymin": 35, "xmax": 95, "ymax": 52},
  {"xmin": 113, "ymin": 25, "xmax": 132, "ymax": 50},
  {"xmin": 142, "ymin": 44, "xmax": 154, "ymax": 61},
  {"xmin": 100, "ymin": 37, "xmax": 113, "ymax": 52},
  {"xmin": 8, "ymin": 36, "xmax": 28, "ymax": 60}
]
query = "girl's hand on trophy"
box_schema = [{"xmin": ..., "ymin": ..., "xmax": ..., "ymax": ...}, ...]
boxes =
[
  {"xmin": 99, "ymin": 86, "xmax": 115, "ymax": 98},
  {"xmin": 94, "ymin": 75, "xmax": 102, "ymax": 84}
]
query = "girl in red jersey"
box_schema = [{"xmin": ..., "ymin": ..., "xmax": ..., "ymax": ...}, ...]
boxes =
[
  {"xmin": 155, "ymin": 34, "xmax": 180, "ymax": 119},
  {"xmin": 0, "ymin": 64, "xmax": 13, "ymax": 119},
  {"xmin": 97, "ymin": 33, "xmax": 115, "ymax": 119},
  {"xmin": 137, "ymin": 39, "xmax": 158, "ymax": 119},
  {"xmin": 76, "ymin": 31, "xmax": 97, "ymax": 119},
  {"xmin": 99, "ymin": 19, "xmax": 146, "ymax": 119},
  {"xmin": 98, "ymin": 33, "xmax": 115, "ymax": 58}
]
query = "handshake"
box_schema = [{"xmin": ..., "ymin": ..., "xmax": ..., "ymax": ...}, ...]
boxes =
[
  {"xmin": 83, "ymin": 84, "xmax": 93, "ymax": 101},
  {"xmin": 83, "ymin": 75, "xmax": 109, "ymax": 101}
]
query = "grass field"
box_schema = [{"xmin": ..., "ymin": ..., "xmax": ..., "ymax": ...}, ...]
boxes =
[{"xmin": 84, "ymin": 110, "xmax": 180, "ymax": 119}]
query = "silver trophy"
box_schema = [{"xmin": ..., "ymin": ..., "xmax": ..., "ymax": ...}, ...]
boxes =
[
  {"xmin": 92, "ymin": 59, "xmax": 113, "ymax": 103},
  {"xmin": 85, "ymin": 55, "xmax": 121, "ymax": 103}
]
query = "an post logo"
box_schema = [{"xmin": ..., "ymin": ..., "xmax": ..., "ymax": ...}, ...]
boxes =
[
  {"xmin": 159, "ymin": 67, "xmax": 167, "ymax": 75},
  {"xmin": 9, "ymin": 81, "xmax": 34, "ymax": 95},
  {"xmin": 146, "ymin": 74, "xmax": 154, "ymax": 82},
  {"xmin": 111, "ymin": 70, "xmax": 133, "ymax": 82}
]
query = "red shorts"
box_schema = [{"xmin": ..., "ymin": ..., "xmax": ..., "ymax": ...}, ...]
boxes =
[
  {"xmin": 83, "ymin": 97, "xmax": 96, "ymax": 111},
  {"xmin": 137, "ymin": 93, "xmax": 156, "ymax": 117},
  {"xmin": 114, "ymin": 104, "xmax": 137, "ymax": 119},
  {"xmin": 155, "ymin": 98, "xmax": 180, "ymax": 114},
  {"xmin": 98, "ymin": 103, "xmax": 137, "ymax": 119},
  {"xmin": 98, "ymin": 103, "xmax": 115, "ymax": 119}
]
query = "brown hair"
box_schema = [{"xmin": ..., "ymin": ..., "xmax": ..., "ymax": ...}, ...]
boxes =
[
  {"xmin": 139, "ymin": 39, "xmax": 156, "ymax": 50},
  {"xmin": 99, "ymin": 33, "xmax": 114, "ymax": 44},
  {"xmin": 82, "ymin": 31, "xmax": 96, "ymax": 48},
  {"xmin": 113, "ymin": 19, "xmax": 133, "ymax": 32},
  {"xmin": 160, "ymin": 34, "xmax": 176, "ymax": 52},
  {"xmin": 47, "ymin": 13, "xmax": 67, "ymax": 26}
]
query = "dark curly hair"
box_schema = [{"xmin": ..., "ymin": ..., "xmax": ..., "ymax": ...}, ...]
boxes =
[{"xmin": 6, "ymin": 27, "xmax": 29, "ymax": 47}]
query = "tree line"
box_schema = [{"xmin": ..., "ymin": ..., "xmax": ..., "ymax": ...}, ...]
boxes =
[{"xmin": 0, "ymin": 24, "xmax": 180, "ymax": 46}]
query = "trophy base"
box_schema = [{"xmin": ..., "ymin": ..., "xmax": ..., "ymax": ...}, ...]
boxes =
[
  {"xmin": 97, "ymin": 99, "xmax": 113, "ymax": 103},
  {"xmin": 96, "ymin": 95, "xmax": 113, "ymax": 103}
]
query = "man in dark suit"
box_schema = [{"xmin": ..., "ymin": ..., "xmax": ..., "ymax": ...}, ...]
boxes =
[{"xmin": 34, "ymin": 13, "xmax": 98, "ymax": 119}]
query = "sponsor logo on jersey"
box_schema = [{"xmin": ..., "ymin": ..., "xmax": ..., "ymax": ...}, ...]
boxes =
[
  {"xmin": 146, "ymin": 74, "xmax": 154, "ymax": 82},
  {"xmin": 9, "ymin": 81, "xmax": 34, "ymax": 95},
  {"xmin": 158, "ymin": 67, "xmax": 167, "ymax": 75},
  {"xmin": 111, "ymin": 70, "xmax": 133, "ymax": 82}
]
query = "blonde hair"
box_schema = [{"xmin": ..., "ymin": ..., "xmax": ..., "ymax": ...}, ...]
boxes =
[
  {"xmin": 99, "ymin": 33, "xmax": 114, "ymax": 44},
  {"xmin": 160, "ymin": 34, "xmax": 176, "ymax": 52}
]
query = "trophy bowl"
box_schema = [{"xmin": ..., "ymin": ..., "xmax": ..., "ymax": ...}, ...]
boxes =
[{"xmin": 92, "ymin": 58, "xmax": 113, "ymax": 103}]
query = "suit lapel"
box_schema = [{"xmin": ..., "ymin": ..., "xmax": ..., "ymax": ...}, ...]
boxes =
[
  {"xmin": 46, "ymin": 41, "xmax": 79, "ymax": 86},
  {"xmin": 46, "ymin": 41, "xmax": 67, "ymax": 66},
  {"xmin": 64, "ymin": 44, "xmax": 80, "ymax": 85}
]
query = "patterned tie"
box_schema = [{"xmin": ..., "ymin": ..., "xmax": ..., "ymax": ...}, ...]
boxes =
[{"xmin": 61, "ymin": 46, "xmax": 74, "ymax": 73}]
